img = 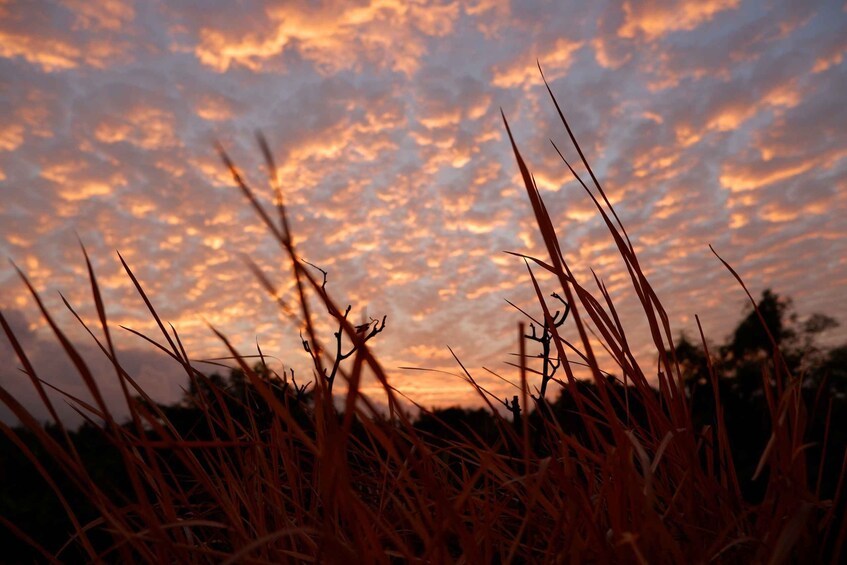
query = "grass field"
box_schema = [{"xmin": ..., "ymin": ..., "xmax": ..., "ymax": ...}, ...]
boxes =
[{"xmin": 1, "ymin": 76, "xmax": 844, "ymax": 563}]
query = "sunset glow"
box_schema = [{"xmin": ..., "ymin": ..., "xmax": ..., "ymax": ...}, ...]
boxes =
[{"xmin": 1, "ymin": 0, "xmax": 845, "ymax": 422}]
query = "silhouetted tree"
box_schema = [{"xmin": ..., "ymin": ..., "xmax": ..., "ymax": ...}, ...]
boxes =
[{"xmin": 724, "ymin": 289, "xmax": 794, "ymax": 362}]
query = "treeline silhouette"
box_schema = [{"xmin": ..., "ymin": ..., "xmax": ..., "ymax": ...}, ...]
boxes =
[{"xmin": 1, "ymin": 289, "xmax": 844, "ymax": 561}]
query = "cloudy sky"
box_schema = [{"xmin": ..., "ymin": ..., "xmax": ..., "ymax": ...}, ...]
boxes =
[{"xmin": 1, "ymin": 0, "xmax": 845, "ymax": 423}]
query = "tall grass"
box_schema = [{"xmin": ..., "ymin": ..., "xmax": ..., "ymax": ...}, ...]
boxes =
[{"xmin": 1, "ymin": 74, "xmax": 844, "ymax": 563}]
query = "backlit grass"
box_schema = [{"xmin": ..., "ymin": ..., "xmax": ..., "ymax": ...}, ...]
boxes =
[{"xmin": 1, "ymin": 73, "xmax": 844, "ymax": 563}]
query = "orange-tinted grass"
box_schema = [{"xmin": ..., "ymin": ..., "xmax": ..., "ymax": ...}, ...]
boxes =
[{"xmin": 0, "ymin": 77, "xmax": 843, "ymax": 563}]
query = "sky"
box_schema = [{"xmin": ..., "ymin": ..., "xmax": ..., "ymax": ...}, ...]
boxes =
[{"xmin": 1, "ymin": 0, "xmax": 846, "ymax": 424}]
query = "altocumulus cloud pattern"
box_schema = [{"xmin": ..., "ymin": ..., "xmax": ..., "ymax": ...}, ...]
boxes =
[{"xmin": 0, "ymin": 0, "xmax": 845, "ymax": 420}]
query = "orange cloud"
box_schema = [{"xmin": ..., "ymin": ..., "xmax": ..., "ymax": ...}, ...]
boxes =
[
  {"xmin": 0, "ymin": 30, "xmax": 81, "ymax": 71},
  {"xmin": 592, "ymin": 37, "xmax": 632, "ymax": 70},
  {"xmin": 95, "ymin": 107, "xmax": 179, "ymax": 149},
  {"xmin": 813, "ymin": 51, "xmax": 844, "ymax": 73},
  {"xmin": 406, "ymin": 344, "xmax": 453, "ymax": 361},
  {"xmin": 618, "ymin": 0, "xmax": 740, "ymax": 40},
  {"xmin": 194, "ymin": 95, "xmax": 235, "ymax": 122},
  {"xmin": 191, "ymin": 1, "xmax": 459, "ymax": 75},
  {"xmin": 720, "ymin": 149, "xmax": 847, "ymax": 192},
  {"xmin": 61, "ymin": 0, "xmax": 134, "ymax": 31},
  {"xmin": 812, "ymin": 37, "xmax": 847, "ymax": 75},
  {"xmin": 59, "ymin": 180, "xmax": 114, "ymax": 202},
  {"xmin": 492, "ymin": 38, "xmax": 583, "ymax": 88},
  {"xmin": 0, "ymin": 0, "xmax": 135, "ymax": 70},
  {"xmin": 38, "ymin": 159, "xmax": 127, "ymax": 202},
  {"xmin": 0, "ymin": 123, "xmax": 24, "ymax": 151}
]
